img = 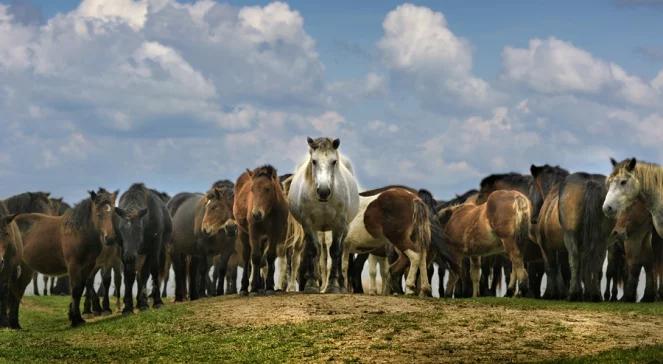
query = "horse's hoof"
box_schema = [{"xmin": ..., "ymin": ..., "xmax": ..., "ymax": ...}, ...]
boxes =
[
  {"xmin": 71, "ymin": 318, "xmax": 86, "ymax": 327},
  {"xmin": 238, "ymin": 290, "xmax": 248, "ymax": 297},
  {"xmin": 567, "ymin": 292, "xmax": 582, "ymax": 302},
  {"xmin": 153, "ymin": 302, "xmax": 163, "ymax": 309},
  {"xmin": 265, "ymin": 290, "xmax": 275, "ymax": 296},
  {"xmin": 122, "ymin": 309, "xmax": 134, "ymax": 316},
  {"xmin": 323, "ymin": 285, "xmax": 341, "ymax": 294},
  {"xmin": 138, "ymin": 306, "xmax": 149, "ymax": 312},
  {"xmin": 9, "ymin": 323, "xmax": 21, "ymax": 330}
]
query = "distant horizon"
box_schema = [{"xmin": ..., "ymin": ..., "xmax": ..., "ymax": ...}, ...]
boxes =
[{"xmin": 1, "ymin": 0, "xmax": 662, "ymax": 203}]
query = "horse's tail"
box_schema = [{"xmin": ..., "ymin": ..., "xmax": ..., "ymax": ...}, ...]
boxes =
[
  {"xmin": 514, "ymin": 194, "xmax": 532, "ymax": 257},
  {"xmin": 285, "ymin": 213, "xmax": 304, "ymax": 250},
  {"xmin": 411, "ymin": 198, "xmax": 431, "ymax": 252},
  {"xmin": 581, "ymin": 180, "xmax": 607, "ymax": 262}
]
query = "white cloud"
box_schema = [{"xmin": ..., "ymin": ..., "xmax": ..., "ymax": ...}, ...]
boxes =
[
  {"xmin": 76, "ymin": 0, "xmax": 148, "ymax": 31},
  {"xmin": 377, "ymin": 4, "xmax": 495, "ymax": 109},
  {"xmin": 502, "ymin": 37, "xmax": 660, "ymax": 107}
]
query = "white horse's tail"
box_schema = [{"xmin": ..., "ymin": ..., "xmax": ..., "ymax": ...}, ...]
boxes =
[{"xmin": 285, "ymin": 213, "xmax": 305, "ymax": 250}]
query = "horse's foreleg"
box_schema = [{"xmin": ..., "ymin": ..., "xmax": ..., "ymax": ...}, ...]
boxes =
[
  {"xmin": 368, "ymin": 254, "xmax": 377, "ymax": 295},
  {"xmin": 302, "ymin": 230, "xmax": 321, "ymax": 293},
  {"xmin": 469, "ymin": 256, "xmax": 481, "ymax": 298},
  {"xmin": 249, "ymin": 240, "xmax": 263, "ymax": 294},
  {"xmin": 324, "ymin": 229, "xmax": 346, "ymax": 294},
  {"xmin": 122, "ymin": 260, "xmax": 136, "ymax": 314},
  {"xmin": 0, "ymin": 279, "xmax": 9, "ymax": 327},
  {"xmin": 101, "ymin": 267, "xmax": 112, "ymax": 314},
  {"xmin": 239, "ymin": 231, "xmax": 251, "ymax": 296},
  {"xmin": 68, "ymin": 263, "xmax": 93, "ymax": 327}
]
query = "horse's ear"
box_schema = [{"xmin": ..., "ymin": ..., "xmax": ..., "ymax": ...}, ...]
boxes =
[
  {"xmin": 1, "ymin": 214, "xmax": 17, "ymax": 225},
  {"xmin": 610, "ymin": 158, "xmax": 618, "ymax": 167},
  {"xmin": 627, "ymin": 158, "xmax": 637, "ymax": 172},
  {"xmin": 138, "ymin": 208, "xmax": 148, "ymax": 219},
  {"xmin": 114, "ymin": 207, "xmax": 127, "ymax": 219},
  {"xmin": 88, "ymin": 190, "xmax": 97, "ymax": 201},
  {"xmin": 436, "ymin": 208, "xmax": 454, "ymax": 226},
  {"xmin": 246, "ymin": 168, "xmax": 254, "ymax": 178},
  {"xmin": 307, "ymin": 137, "xmax": 317, "ymax": 150},
  {"xmin": 530, "ymin": 164, "xmax": 541, "ymax": 176},
  {"xmin": 213, "ymin": 187, "xmax": 222, "ymax": 199},
  {"xmin": 332, "ymin": 138, "xmax": 340, "ymax": 150},
  {"xmin": 113, "ymin": 190, "xmax": 120, "ymax": 199}
]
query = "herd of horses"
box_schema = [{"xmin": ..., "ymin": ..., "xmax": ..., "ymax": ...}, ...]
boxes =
[{"xmin": 1, "ymin": 136, "xmax": 662, "ymax": 330}]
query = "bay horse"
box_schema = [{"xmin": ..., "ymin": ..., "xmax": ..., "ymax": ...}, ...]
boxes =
[
  {"xmin": 437, "ymin": 190, "xmax": 532, "ymax": 297},
  {"xmin": 0, "ymin": 202, "xmax": 21, "ymax": 329},
  {"xmin": 288, "ymin": 137, "xmax": 359, "ymax": 293},
  {"xmin": 234, "ymin": 165, "xmax": 289, "ymax": 295},
  {"xmin": 610, "ymin": 196, "xmax": 660, "ymax": 302},
  {"xmin": 169, "ymin": 184, "xmax": 237, "ymax": 300},
  {"xmin": 114, "ymin": 183, "xmax": 172, "ymax": 314},
  {"xmin": 13, "ymin": 189, "xmax": 116, "ymax": 327},
  {"xmin": 3, "ymin": 192, "xmax": 54, "ymax": 296},
  {"xmin": 477, "ymin": 172, "xmax": 544, "ymax": 298}
]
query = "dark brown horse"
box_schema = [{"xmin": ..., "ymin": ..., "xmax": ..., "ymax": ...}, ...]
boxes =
[
  {"xmin": 114, "ymin": 183, "xmax": 172, "ymax": 314},
  {"xmin": 437, "ymin": 190, "xmax": 532, "ymax": 297},
  {"xmin": 0, "ymin": 201, "xmax": 21, "ymax": 329},
  {"xmin": 529, "ymin": 165, "xmax": 570, "ymax": 299},
  {"xmin": 13, "ymin": 189, "xmax": 116, "ymax": 327},
  {"xmin": 477, "ymin": 172, "xmax": 544, "ymax": 298},
  {"xmin": 234, "ymin": 165, "xmax": 289, "ymax": 295},
  {"xmin": 169, "ymin": 184, "xmax": 236, "ymax": 301},
  {"xmin": 3, "ymin": 192, "xmax": 55, "ymax": 296}
]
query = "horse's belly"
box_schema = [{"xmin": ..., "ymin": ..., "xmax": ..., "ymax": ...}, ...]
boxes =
[{"xmin": 345, "ymin": 218, "xmax": 385, "ymax": 253}]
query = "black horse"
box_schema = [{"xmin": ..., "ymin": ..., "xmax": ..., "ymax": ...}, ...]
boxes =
[{"xmin": 114, "ymin": 183, "xmax": 172, "ymax": 314}]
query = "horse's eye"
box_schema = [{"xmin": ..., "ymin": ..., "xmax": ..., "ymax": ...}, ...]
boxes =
[
  {"xmin": 332, "ymin": 160, "xmax": 337, "ymax": 166},
  {"xmin": 620, "ymin": 180, "xmax": 627, "ymax": 186},
  {"xmin": 312, "ymin": 160, "xmax": 318, "ymax": 166}
]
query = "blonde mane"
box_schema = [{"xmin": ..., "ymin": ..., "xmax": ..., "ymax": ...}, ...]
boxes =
[{"xmin": 611, "ymin": 160, "xmax": 663, "ymax": 205}]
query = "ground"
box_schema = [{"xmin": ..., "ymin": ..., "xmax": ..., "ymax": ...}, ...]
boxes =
[{"xmin": 0, "ymin": 294, "xmax": 662, "ymax": 363}]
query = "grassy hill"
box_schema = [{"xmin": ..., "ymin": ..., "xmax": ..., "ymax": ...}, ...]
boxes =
[{"xmin": 1, "ymin": 294, "xmax": 662, "ymax": 363}]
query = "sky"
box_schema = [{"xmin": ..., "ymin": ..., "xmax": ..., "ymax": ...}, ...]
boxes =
[{"xmin": 0, "ymin": 0, "xmax": 662, "ymax": 203}]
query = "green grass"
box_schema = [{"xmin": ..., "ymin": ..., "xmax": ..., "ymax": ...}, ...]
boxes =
[{"xmin": 0, "ymin": 295, "xmax": 662, "ymax": 363}]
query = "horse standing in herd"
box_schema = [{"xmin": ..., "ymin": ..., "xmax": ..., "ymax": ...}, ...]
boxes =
[
  {"xmin": 114, "ymin": 183, "xmax": 171, "ymax": 314},
  {"xmin": 288, "ymin": 137, "xmax": 359, "ymax": 293},
  {"xmin": 4, "ymin": 136, "xmax": 663, "ymax": 331}
]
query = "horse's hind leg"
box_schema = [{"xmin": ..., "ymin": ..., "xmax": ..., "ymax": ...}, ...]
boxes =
[
  {"xmin": 502, "ymin": 237, "xmax": 528, "ymax": 297},
  {"xmin": 403, "ymin": 249, "xmax": 421, "ymax": 295},
  {"xmin": 469, "ymin": 256, "xmax": 481, "ymax": 298},
  {"xmin": 43, "ymin": 275, "xmax": 49, "ymax": 296},
  {"xmin": 563, "ymin": 232, "xmax": 583, "ymax": 301},
  {"xmin": 418, "ymin": 249, "xmax": 432, "ymax": 297},
  {"xmin": 32, "ymin": 273, "xmax": 40, "ymax": 296}
]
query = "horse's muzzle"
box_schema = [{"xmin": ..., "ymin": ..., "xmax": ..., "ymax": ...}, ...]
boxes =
[
  {"xmin": 316, "ymin": 187, "xmax": 331, "ymax": 202},
  {"xmin": 252, "ymin": 211, "xmax": 264, "ymax": 222},
  {"xmin": 603, "ymin": 204, "xmax": 616, "ymax": 218}
]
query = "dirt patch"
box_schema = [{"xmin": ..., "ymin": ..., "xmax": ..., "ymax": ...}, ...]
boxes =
[
  {"xmin": 190, "ymin": 293, "xmax": 432, "ymax": 327},
  {"xmin": 189, "ymin": 294, "xmax": 663, "ymax": 363}
]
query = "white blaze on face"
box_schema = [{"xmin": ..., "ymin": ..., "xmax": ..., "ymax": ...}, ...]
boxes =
[{"xmin": 311, "ymin": 149, "xmax": 336, "ymax": 192}]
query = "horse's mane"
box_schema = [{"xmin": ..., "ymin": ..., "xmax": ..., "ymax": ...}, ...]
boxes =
[
  {"xmin": 253, "ymin": 165, "xmax": 278, "ymax": 179},
  {"xmin": 4, "ymin": 192, "xmax": 51, "ymax": 214},
  {"xmin": 150, "ymin": 189, "xmax": 171, "ymax": 203},
  {"xmin": 480, "ymin": 173, "xmax": 532, "ymax": 188},
  {"xmin": 64, "ymin": 189, "xmax": 113, "ymax": 231},
  {"xmin": 534, "ymin": 164, "xmax": 570, "ymax": 179},
  {"xmin": 121, "ymin": 183, "xmax": 149, "ymax": 211},
  {"xmin": 613, "ymin": 160, "xmax": 663, "ymax": 201},
  {"xmin": 436, "ymin": 189, "xmax": 478, "ymax": 211},
  {"xmin": 212, "ymin": 180, "xmax": 234, "ymax": 189}
]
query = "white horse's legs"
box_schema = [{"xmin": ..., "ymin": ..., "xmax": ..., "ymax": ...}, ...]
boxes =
[
  {"xmin": 318, "ymin": 232, "xmax": 330, "ymax": 292},
  {"xmin": 276, "ymin": 254, "xmax": 287, "ymax": 292},
  {"xmin": 404, "ymin": 249, "xmax": 421, "ymax": 295},
  {"xmin": 287, "ymin": 246, "xmax": 301, "ymax": 292},
  {"xmin": 302, "ymin": 229, "xmax": 321, "ymax": 293},
  {"xmin": 341, "ymin": 245, "xmax": 350, "ymax": 292},
  {"xmin": 368, "ymin": 255, "xmax": 378, "ymax": 295}
]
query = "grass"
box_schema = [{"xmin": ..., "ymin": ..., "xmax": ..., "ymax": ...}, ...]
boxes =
[{"xmin": 0, "ymin": 295, "xmax": 662, "ymax": 363}]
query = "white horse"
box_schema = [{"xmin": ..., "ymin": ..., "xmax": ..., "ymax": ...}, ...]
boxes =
[
  {"xmin": 604, "ymin": 158, "xmax": 663, "ymax": 237},
  {"xmin": 288, "ymin": 137, "xmax": 359, "ymax": 293}
]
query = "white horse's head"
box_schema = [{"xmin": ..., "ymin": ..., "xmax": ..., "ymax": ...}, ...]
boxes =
[
  {"xmin": 307, "ymin": 137, "xmax": 341, "ymax": 202},
  {"xmin": 603, "ymin": 157, "xmax": 639, "ymax": 218}
]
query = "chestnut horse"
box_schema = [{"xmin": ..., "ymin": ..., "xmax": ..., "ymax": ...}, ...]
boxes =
[
  {"xmin": 288, "ymin": 137, "xmax": 359, "ymax": 293},
  {"xmin": 0, "ymin": 202, "xmax": 21, "ymax": 329},
  {"xmin": 14, "ymin": 189, "xmax": 116, "ymax": 327},
  {"xmin": 169, "ymin": 184, "xmax": 236, "ymax": 300},
  {"xmin": 234, "ymin": 165, "xmax": 289, "ymax": 295},
  {"xmin": 437, "ymin": 190, "xmax": 532, "ymax": 297}
]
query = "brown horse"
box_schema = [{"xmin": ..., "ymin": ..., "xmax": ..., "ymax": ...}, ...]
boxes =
[
  {"xmin": 340, "ymin": 187, "xmax": 433, "ymax": 296},
  {"xmin": 234, "ymin": 165, "xmax": 289, "ymax": 295},
  {"xmin": 610, "ymin": 197, "xmax": 661, "ymax": 302},
  {"xmin": 437, "ymin": 190, "xmax": 532, "ymax": 297},
  {"xmin": 13, "ymin": 189, "xmax": 116, "ymax": 327},
  {"xmin": 169, "ymin": 184, "xmax": 237, "ymax": 301},
  {"xmin": 477, "ymin": 173, "xmax": 544, "ymax": 298},
  {"xmin": 0, "ymin": 202, "xmax": 21, "ymax": 329}
]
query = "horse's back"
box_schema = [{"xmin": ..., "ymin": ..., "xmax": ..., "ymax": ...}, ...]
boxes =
[
  {"xmin": 171, "ymin": 195, "xmax": 201, "ymax": 255},
  {"xmin": 16, "ymin": 213, "xmax": 67, "ymax": 275}
]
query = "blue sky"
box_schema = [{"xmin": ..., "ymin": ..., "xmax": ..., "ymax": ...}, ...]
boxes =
[{"xmin": 0, "ymin": 0, "xmax": 662, "ymax": 203}]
